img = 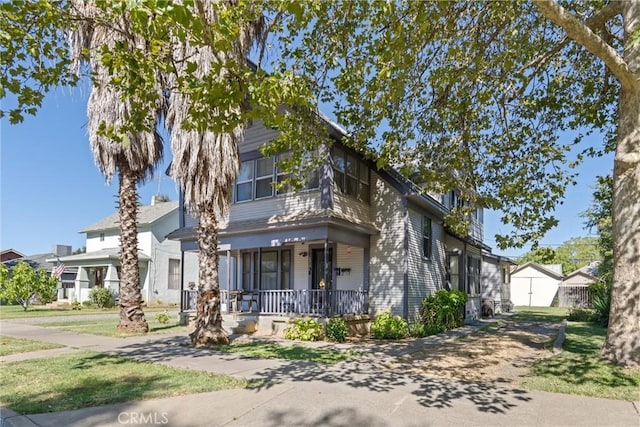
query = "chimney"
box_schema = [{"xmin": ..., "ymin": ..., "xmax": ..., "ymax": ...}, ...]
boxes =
[{"xmin": 52, "ymin": 245, "xmax": 72, "ymax": 257}]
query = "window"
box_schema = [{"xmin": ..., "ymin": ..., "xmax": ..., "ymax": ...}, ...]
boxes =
[
  {"xmin": 501, "ymin": 266, "xmax": 510, "ymax": 284},
  {"xmin": 235, "ymin": 154, "xmax": 319, "ymax": 203},
  {"xmin": 255, "ymin": 157, "xmax": 274, "ymax": 199},
  {"xmin": 331, "ymin": 146, "xmax": 369, "ymax": 202},
  {"xmin": 236, "ymin": 161, "xmax": 254, "ymax": 202},
  {"xmin": 99, "ymin": 233, "xmax": 105, "ymax": 241},
  {"xmin": 241, "ymin": 249, "xmax": 291, "ymax": 290},
  {"xmin": 422, "ymin": 216, "xmax": 432, "ymax": 259},
  {"xmin": 467, "ymin": 256, "xmax": 481, "ymax": 295},
  {"xmin": 168, "ymin": 259, "xmax": 181, "ymax": 289}
]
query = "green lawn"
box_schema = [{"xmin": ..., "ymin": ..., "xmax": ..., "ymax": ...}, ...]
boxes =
[
  {"xmin": 218, "ymin": 341, "xmax": 361, "ymax": 364},
  {"xmin": 0, "ymin": 336, "xmax": 64, "ymax": 357},
  {"xmin": 522, "ymin": 321, "xmax": 640, "ymax": 401},
  {"xmin": 512, "ymin": 306, "xmax": 568, "ymax": 323},
  {"xmin": 40, "ymin": 317, "xmax": 188, "ymax": 337},
  {"xmin": 0, "ymin": 305, "xmax": 173, "ymax": 319},
  {"xmin": 0, "ymin": 351, "xmax": 250, "ymax": 414}
]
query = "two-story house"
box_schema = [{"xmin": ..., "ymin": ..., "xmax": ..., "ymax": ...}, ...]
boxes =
[
  {"xmin": 50, "ymin": 199, "xmax": 198, "ymax": 305},
  {"xmin": 168, "ymin": 119, "xmax": 512, "ymax": 329}
]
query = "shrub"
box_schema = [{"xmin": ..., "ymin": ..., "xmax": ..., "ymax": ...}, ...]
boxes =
[
  {"xmin": 371, "ymin": 310, "xmax": 408, "ymax": 339},
  {"xmin": 567, "ymin": 307, "xmax": 597, "ymax": 322},
  {"xmin": 408, "ymin": 322, "xmax": 427, "ymax": 338},
  {"xmin": 71, "ymin": 301, "xmax": 81, "ymax": 310},
  {"xmin": 88, "ymin": 287, "xmax": 114, "ymax": 309},
  {"xmin": 590, "ymin": 282, "xmax": 611, "ymax": 326},
  {"xmin": 82, "ymin": 300, "xmax": 94, "ymax": 308},
  {"xmin": 325, "ymin": 317, "xmax": 348, "ymax": 342},
  {"xmin": 155, "ymin": 311, "xmax": 170, "ymax": 324},
  {"xmin": 420, "ymin": 289, "xmax": 467, "ymax": 335},
  {"xmin": 284, "ymin": 318, "xmax": 324, "ymax": 341}
]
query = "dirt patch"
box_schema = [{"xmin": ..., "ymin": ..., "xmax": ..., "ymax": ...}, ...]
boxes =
[{"xmin": 384, "ymin": 320, "xmax": 560, "ymax": 385}]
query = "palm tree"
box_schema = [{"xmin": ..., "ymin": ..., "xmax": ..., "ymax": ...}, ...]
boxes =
[
  {"xmin": 69, "ymin": 2, "xmax": 164, "ymax": 333},
  {"xmin": 166, "ymin": 2, "xmax": 265, "ymax": 346}
]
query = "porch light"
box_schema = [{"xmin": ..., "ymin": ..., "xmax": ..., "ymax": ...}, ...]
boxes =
[{"xmin": 298, "ymin": 251, "xmax": 308, "ymax": 257}]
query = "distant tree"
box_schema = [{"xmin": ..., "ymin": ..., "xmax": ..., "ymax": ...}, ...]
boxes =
[
  {"xmin": 72, "ymin": 246, "xmax": 86, "ymax": 255},
  {"xmin": 0, "ymin": 261, "xmax": 57, "ymax": 311},
  {"xmin": 583, "ymin": 176, "xmax": 613, "ymax": 285},
  {"xmin": 519, "ymin": 247, "xmax": 558, "ymax": 266},
  {"xmin": 519, "ymin": 237, "xmax": 600, "ymax": 274}
]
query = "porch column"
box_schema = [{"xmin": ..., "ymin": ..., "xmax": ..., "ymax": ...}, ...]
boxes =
[
  {"xmin": 324, "ymin": 238, "xmax": 329, "ymax": 317},
  {"xmin": 104, "ymin": 264, "xmax": 119, "ymax": 296},
  {"xmin": 75, "ymin": 267, "xmax": 89, "ymax": 303}
]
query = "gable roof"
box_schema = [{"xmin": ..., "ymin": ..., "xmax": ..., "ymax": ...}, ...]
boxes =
[
  {"xmin": 511, "ymin": 261, "xmax": 564, "ymax": 280},
  {"xmin": 80, "ymin": 201, "xmax": 178, "ymax": 233},
  {"xmin": 564, "ymin": 262, "xmax": 600, "ymax": 282}
]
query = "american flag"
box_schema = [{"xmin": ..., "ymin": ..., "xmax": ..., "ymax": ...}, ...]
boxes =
[{"xmin": 53, "ymin": 263, "xmax": 65, "ymax": 278}]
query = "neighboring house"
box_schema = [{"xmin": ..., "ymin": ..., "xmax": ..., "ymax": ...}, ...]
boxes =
[
  {"xmin": 558, "ymin": 262, "xmax": 600, "ymax": 307},
  {"xmin": 2, "ymin": 245, "xmax": 77, "ymax": 300},
  {"xmin": 48, "ymin": 200, "xmax": 197, "ymax": 305},
  {"xmin": 168, "ymin": 119, "xmax": 510, "ymax": 327},
  {"xmin": 1, "ymin": 249, "xmax": 25, "ymax": 262},
  {"xmin": 510, "ymin": 262, "xmax": 564, "ymax": 307}
]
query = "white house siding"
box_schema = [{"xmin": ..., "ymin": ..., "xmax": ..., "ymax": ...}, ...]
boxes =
[
  {"xmin": 335, "ymin": 244, "xmax": 364, "ymax": 291},
  {"xmin": 511, "ymin": 265, "xmax": 561, "ymax": 307},
  {"xmin": 86, "ymin": 231, "xmax": 119, "ymax": 252},
  {"xmin": 407, "ymin": 208, "xmax": 445, "ymax": 322},
  {"xmin": 369, "ymin": 172, "xmax": 405, "ymax": 317},
  {"xmin": 239, "ymin": 119, "xmax": 280, "ymax": 153},
  {"xmin": 292, "ymin": 243, "xmax": 310, "ymax": 290}
]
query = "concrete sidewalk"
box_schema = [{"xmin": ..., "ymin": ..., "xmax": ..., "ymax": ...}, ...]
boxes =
[{"xmin": 1, "ymin": 319, "xmax": 639, "ymax": 427}]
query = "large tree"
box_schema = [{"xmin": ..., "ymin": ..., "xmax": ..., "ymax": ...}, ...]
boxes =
[
  {"xmin": 67, "ymin": 1, "xmax": 165, "ymax": 334},
  {"xmin": 3, "ymin": 1, "xmax": 638, "ymax": 362},
  {"xmin": 260, "ymin": 1, "xmax": 638, "ymax": 365}
]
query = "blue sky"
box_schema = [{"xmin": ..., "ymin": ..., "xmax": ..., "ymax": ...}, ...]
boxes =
[{"xmin": 1, "ymin": 86, "xmax": 613, "ymax": 258}]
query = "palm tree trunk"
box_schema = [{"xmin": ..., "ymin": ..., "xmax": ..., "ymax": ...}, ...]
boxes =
[
  {"xmin": 117, "ymin": 164, "xmax": 149, "ymax": 334},
  {"xmin": 190, "ymin": 203, "xmax": 229, "ymax": 346}
]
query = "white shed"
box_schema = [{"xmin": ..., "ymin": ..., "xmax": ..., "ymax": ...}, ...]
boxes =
[{"xmin": 510, "ymin": 262, "xmax": 563, "ymax": 307}]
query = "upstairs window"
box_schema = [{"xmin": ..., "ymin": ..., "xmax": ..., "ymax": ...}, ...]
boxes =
[
  {"xmin": 331, "ymin": 146, "xmax": 369, "ymax": 203},
  {"xmin": 235, "ymin": 154, "xmax": 319, "ymax": 203},
  {"xmin": 422, "ymin": 216, "xmax": 432, "ymax": 259}
]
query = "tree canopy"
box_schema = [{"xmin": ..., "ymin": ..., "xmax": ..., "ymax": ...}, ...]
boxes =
[{"xmin": 1, "ymin": 0, "xmax": 638, "ymax": 364}]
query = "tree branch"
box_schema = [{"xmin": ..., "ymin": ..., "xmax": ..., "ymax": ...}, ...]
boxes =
[{"xmin": 533, "ymin": 0, "xmax": 637, "ymax": 92}]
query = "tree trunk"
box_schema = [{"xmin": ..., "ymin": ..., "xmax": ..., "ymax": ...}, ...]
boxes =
[
  {"xmin": 116, "ymin": 165, "xmax": 149, "ymax": 334},
  {"xmin": 190, "ymin": 203, "xmax": 229, "ymax": 346},
  {"xmin": 601, "ymin": 0, "xmax": 640, "ymax": 366}
]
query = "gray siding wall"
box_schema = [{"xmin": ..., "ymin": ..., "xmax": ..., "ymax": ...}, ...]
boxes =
[
  {"xmin": 407, "ymin": 207, "xmax": 446, "ymax": 323},
  {"xmin": 482, "ymin": 257, "xmax": 501, "ymax": 301},
  {"xmin": 369, "ymin": 171, "xmax": 405, "ymax": 317},
  {"xmin": 239, "ymin": 119, "xmax": 280, "ymax": 153}
]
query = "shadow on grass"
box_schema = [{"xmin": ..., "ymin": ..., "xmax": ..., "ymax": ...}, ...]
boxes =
[
  {"xmin": 511, "ymin": 307, "xmax": 568, "ymax": 324},
  {"xmin": 215, "ymin": 342, "xmax": 358, "ymax": 364},
  {"xmin": 1, "ymin": 352, "xmax": 248, "ymax": 415}
]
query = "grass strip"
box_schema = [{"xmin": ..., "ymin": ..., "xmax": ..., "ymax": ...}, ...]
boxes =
[
  {"xmin": 40, "ymin": 318, "xmax": 188, "ymax": 337},
  {"xmin": 0, "ymin": 336, "xmax": 64, "ymax": 357},
  {"xmin": 522, "ymin": 321, "xmax": 640, "ymax": 401},
  {"xmin": 512, "ymin": 306, "xmax": 569, "ymax": 323},
  {"xmin": 217, "ymin": 341, "xmax": 360, "ymax": 364},
  {"xmin": 0, "ymin": 305, "xmax": 174, "ymax": 319},
  {"xmin": 0, "ymin": 350, "xmax": 250, "ymax": 414}
]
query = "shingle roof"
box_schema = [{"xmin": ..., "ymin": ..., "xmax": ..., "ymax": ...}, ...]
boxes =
[{"xmin": 80, "ymin": 201, "xmax": 178, "ymax": 233}]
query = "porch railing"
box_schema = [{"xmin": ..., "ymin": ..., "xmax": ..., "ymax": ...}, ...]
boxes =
[{"xmin": 181, "ymin": 289, "xmax": 368, "ymax": 316}]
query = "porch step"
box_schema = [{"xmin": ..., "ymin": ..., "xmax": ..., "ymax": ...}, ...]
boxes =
[{"xmin": 222, "ymin": 313, "xmax": 257, "ymax": 335}]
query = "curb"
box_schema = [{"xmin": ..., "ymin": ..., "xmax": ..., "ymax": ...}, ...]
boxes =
[
  {"xmin": 0, "ymin": 408, "xmax": 39, "ymax": 427},
  {"xmin": 553, "ymin": 318, "xmax": 567, "ymax": 353}
]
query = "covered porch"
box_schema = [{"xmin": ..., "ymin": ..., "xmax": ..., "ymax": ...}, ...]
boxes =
[{"xmin": 175, "ymin": 215, "xmax": 376, "ymax": 318}]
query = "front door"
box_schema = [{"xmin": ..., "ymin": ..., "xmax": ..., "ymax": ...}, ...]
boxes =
[{"xmin": 311, "ymin": 248, "xmax": 333, "ymax": 290}]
